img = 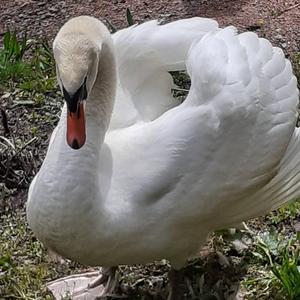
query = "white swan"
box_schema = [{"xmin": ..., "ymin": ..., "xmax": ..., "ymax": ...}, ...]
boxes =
[{"xmin": 27, "ymin": 16, "xmax": 300, "ymax": 299}]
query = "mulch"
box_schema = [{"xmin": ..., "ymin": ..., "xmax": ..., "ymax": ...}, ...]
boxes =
[{"xmin": 0, "ymin": 0, "xmax": 299, "ymax": 57}]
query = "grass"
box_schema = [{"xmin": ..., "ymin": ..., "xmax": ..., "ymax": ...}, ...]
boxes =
[
  {"xmin": 0, "ymin": 211, "xmax": 78, "ymax": 299},
  {"xmin": 270, "ymin": 239, "xmax": 300, "ymax": 299},
  {"xmin": 0, "ymin": 28, "xmax": 300, "ymax": 299},
  {"xmin": 0, "ymin": 31, "xmax": 30, "ymax": 82},
  {"xmin": 105, "ymin": 8, "xmax": 135, "ymax": 32},
  {"xmin": 0, "ymin": 212, "xmax": 52, "ymax": 299},
  {"xmin": 242, "ymin": 201, "xmax": 300, "ymax": 299},
  {"xmin": 267, "ymin": 201, "xmax": 300, "ymax": 224},
  {"xmin": 0, "ymin": 31, "xmax": 57, "ymax": 96},
  {"xmin": 242, "ymin": 233, "xmax": 300, "ymax": 300}
]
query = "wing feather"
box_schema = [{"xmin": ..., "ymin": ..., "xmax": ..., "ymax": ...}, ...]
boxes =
[
  {"xmin": 106, "ymin": 23, "xmax": 299, "ymax": 231},
  {"xmin": 110, "ymin": 18, "xmax": 219, "ymax": 129}
]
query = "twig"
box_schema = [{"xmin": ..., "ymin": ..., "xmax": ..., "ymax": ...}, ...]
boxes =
[
  {"xmin": 277, "ymin": 3, "xmax": 300, "ymax": 16},
  {"xmin": 1, "ymin": 109, "xmax": 10, "ymax": 135},
  {"xmin": 11, "ymin": 137, "xmax": 38, "ymax": 159},
  {"xmin": 0, "ymin": 136, "xmax": 15, "ymax": 150},
  {"xmin": 2, "ymin": 137, "xmax": 37, "ymax": 185}
]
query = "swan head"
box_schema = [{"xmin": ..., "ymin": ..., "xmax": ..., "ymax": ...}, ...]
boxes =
[{"xmin": 53, "ymin": 32, "xmax": 100, "ymax": 149}]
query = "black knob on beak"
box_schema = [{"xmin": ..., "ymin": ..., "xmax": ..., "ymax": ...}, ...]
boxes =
[{"xmin": 63, "ymin": 77, "xmax": 88, "ymax": 113}]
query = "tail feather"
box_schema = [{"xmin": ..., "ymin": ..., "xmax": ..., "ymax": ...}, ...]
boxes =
[
  {"xmin": 243, "ymin": 128, "xmax": 300, "ymax": 219},
  {"xmin": 216, "ymin": 127, "xmax": 300, "ymax": 228}
]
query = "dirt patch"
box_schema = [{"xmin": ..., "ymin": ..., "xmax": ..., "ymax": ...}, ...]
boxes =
[{"xmin": 1, "ymin": 0, "xmax": 299, "ymax": 57}]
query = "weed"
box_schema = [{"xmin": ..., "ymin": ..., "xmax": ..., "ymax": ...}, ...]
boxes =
[
  {"xmin": 2, "ymin": 31, "xmax": 30, "ymax": 63},
  {"xmin": 0, "ymin": 31, "xmax": 56, "ymax": 96},
  {"xmin": 244, "ymin": 224, "xmax": 300, "ymax": 299},
  {"xmin": 271, "ymin": 239, "xmax": 300, "ymax": 299},
  {"xmin": 32, "ymin": 39, "xmax": 55, "ymax": 77},
  {"xmin": 126, "ymin": 8, "xmax": 135, "ymax": 26},
  {"xmin": 267, "ymin": 200, "xmax": 300, "ymax": 224},
  {"xmin": 0, "ymin": 32, "xmax": 31, "ymax": 82},
  {"xmin": 105, "ymin": 8, "xmax": 135, "ymax": 33}
]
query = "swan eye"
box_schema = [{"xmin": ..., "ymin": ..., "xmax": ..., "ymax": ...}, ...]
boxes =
[{"xmin": 63, "ymin": 76, "xmax": 88, "ymax": 113}]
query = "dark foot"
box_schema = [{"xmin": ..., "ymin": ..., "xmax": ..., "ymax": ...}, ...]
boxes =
[
  {"xmin": 167, "ymin": 268, "xmax": 184, "ymax": 300},
  {"xmin": 88, "ymin": 266, "xmax": 119, "ymax": 295}
]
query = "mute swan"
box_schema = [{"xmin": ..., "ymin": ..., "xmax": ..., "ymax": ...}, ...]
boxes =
[{"xmin": 27, "ymin": 16, "xmax": 300, "ymax": 299}]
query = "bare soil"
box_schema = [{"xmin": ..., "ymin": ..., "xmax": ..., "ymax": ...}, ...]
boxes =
[{"xmin": 0, "ymin": 0, "xmax": 299, "ymax": 57}]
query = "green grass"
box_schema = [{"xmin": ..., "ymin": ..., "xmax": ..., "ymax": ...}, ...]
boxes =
[
  {"xmin": 0, "ymin": 31, "xmax": 57, "ymax": 96},
  {"xmin": 256, "ymin": 232, "xmax": 300, "ymax": 299},
  {"xmin": 267, "ymin": 201, "xmax": 300, "ymax": 224},
  {"xmin": 0, "ymin": 212, "xmax": 54, "ymax": 299},
  {"xmin": 271, "ymin": 240, "xmax": 300, "ymax": 299},
  {"xmin": 105, "ymin": 7, "xmax": 135, "ymax": 33},
  {"xmin": 0, "ymin": 60, "xmax": 33, "ymax": 82},
  {"xmin": 0, "ymin": 211, "xmax": 78, "ymax": 299},
  {"xmin": 0, "ymin": 31, "xmax": 31, "ymax": 82},
  {"xmin": 242, "ymin": 203, "xmax": 300, "ymax": 300}
]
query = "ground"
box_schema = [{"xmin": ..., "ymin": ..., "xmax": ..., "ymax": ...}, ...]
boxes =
[{"xmin": 0, "ymin": 1, "xmax": 300, "ymax": 299}]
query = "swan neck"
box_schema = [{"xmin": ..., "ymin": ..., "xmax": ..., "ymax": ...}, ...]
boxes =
[{"xmin": 86, "ymin": 40, "xmax": 116, "ymax": 141}]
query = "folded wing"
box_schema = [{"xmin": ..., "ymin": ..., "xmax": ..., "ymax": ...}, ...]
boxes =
[
  {"xmin": 106, "ymin": 26, "xmax": 300, "ymax": 230},
  {"xmin": 110, "ymin": 18, "xmax": 219, "ymax": 129}
]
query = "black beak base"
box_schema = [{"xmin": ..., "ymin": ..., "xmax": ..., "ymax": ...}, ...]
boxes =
[{"xmin": 63, "ymin": 77, "xmax": 88, "ymax": 113}]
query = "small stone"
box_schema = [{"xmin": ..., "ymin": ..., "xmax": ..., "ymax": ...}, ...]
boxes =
[
  {"xmin": 275, "ymin": 34, "xmax": 283, "ymax": 40},
  {"xmin": 281, "ymin": 42, "xmax": 287, "ymax": 48},
  {"xmin": 294, "ymin": 222, "xmax": 300, "ymax": 232},
  {"xmin": 37, "ymin": 1, "xmax": 47, "ymax": 6},
  {"xmin": 49, "ymin": 6, "xmax": 58, "ymax": 12},
  {"xmin": 217, "ymin": 251, "xmax": 230, "ymax": 267},
  {"xmin": 232, "ymin": 239, "xmax": 248, "ymax": 253},
  {"xmin": 228, "ymin": 228, "xmax": 237, "ymax": 235},
  {"xmin": 1, "ymin": 93, "xmax": 11, "ymax": 99}
]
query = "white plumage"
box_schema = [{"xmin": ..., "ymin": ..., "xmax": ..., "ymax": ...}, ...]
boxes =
[{"xmin": 27, "ymin": 16, "xmax": 299, "ymax": 274}]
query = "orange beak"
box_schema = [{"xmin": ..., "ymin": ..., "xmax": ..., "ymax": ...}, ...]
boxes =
[{"xmin": 66, "ymin": 102, "xmax": 86, "ymax": 149}]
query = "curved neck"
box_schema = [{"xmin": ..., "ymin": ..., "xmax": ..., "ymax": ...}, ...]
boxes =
[
  {"xmin": 85, "ymin": 41, "xmax": 117, "ymax": 147},
  {"xmin": 42, "ymin": 38, "xmax": 117, "ymax": 175}
]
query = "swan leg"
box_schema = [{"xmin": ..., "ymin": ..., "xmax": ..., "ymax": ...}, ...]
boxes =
[
  {"xmin": 167, "ymin": 268, "xmax": 185, "ymax": 300},
  {"xmin": 88, "ymin": 266, "xmax": 118, "ymax": 295}
]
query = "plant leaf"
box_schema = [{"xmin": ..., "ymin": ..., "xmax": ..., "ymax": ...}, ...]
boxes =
[
  {"xmin": 126, "ymin": 8, "xmax": 135, "ymax": 26},
  {"xmin": 105, "ymin": 18, "xmax": 118, "ymax": 33}
]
